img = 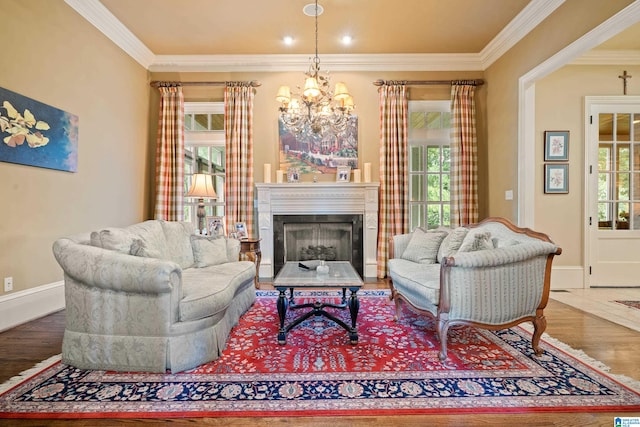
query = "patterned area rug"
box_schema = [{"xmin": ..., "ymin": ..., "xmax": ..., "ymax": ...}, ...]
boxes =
[
  {"xmin": 1, "ymin": 290, "xmax": 640, "ymax": 419},
  {"xmin": 615, "ymin": 300, "xmax": 640, "ymax": 310}
]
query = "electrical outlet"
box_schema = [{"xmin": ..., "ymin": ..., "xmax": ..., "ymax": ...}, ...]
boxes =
[{"xmin": 4, "ymin": 277, "xmax": 13, "ymax": 292}]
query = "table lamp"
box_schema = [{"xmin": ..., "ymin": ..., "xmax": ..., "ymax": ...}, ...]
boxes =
[{"xmin": 186, "ymin": 173, "xmax": 217, "ymax": 234}]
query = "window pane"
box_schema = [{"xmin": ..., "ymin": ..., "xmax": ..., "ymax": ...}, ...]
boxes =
[
  {"xmin": 617, "ymin": 202, "xmax": 629, "ymax": 230},
  {"xmin": 599, "ymin": 144, "xmax": 612, "ymax": 171},
  {"xmin": 442, "ymin": 174, "xmax": 450, "ymax": 201},
  {"xmin": 617, "ymin": 114, "xmax": 631, "ymax": 142},
  {"xmin": 410, "ymin": 175, "xmax": 424, "ymax": 201},
  {"xmin": 632, "ymin": 202, "xmax": 640, "ymax": 230},
  {"xmin": 598, "ymin": 172, "xmax": 610, "ymax": 202},
  {"xmin": 410, "ymin": 112, "xmax": 425, "ymax": 129},
  {"xmin": 442, "ymin": 147, "xmax": 451, "ymax": 172},
  {"xmin": 185, "ymin": 114, "xmax": 193, "ymax": 131},
  {"xmin": 618, "ymin": 144, "xmax": 630, "ymax": 171},
  {"xmin": 599, "ymin": 113, "xmax": 613, "ymax": 141},
  {"xmin": 409, "ymin": 146, "xmax": 423, "ymax": 172},
  {"xmin": 617, "ymin": 173, "xmax": 630, "ymax": 200},
  {"xmin": 426, "ymin": 112, "xmax": 441, "ymax": 129},
  {"xmin": 211, "ymin": 114, "xmax": 224, "ymax": 131},
  {"xmin": 426, "ymin": 147, "xmax": 440, "ymax": 172},
  {"xmin": 194, "ymin": 114, "xmax": 208, "ymax": 131},
  {"xmin": 634, "ymin": 114, "xmax": 640, "ymax": 141},
  {"xmin": 427, "ymin": 175, "xmax": 440, "ymax": 201},
  {"xmin": 598, "ymin": 201, "xmax": 612, "ymax": 222},
  {"xmin": 427, "ymin": 205, "xmax": 441, "ymax": 228},
  {"xmin": 442, "ymin": 204, "xmax": 450, "ymax": 226},
  {"xmin": 634, "ymin": 143, "xmax": 640, "ymax": 170},
  {"xmin": 410, "ymin": 204, "xmax": 424, "ymax": 230}
]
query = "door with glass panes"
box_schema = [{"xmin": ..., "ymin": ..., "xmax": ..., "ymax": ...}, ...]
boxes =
[{"xmin": 587, "ymin": 97, "xmax": 640, "ymax": 287}]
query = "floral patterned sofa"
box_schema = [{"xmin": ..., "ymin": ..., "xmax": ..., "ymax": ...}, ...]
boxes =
[
  {"xmin": 52, "ymin": 220, "xmax": 256, "ymax": 373},
  {"xmin": 387, "ymin": 217, "xmax": 562, "ymax": 361}
]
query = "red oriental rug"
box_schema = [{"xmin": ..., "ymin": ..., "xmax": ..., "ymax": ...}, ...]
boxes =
[
  {"xmin": 614, "ymin": 300, "xmax": 640, "ymax": 310},
  {"xmin": 1, "ymin": 290, "xmax": 640, "ymax": 419}
]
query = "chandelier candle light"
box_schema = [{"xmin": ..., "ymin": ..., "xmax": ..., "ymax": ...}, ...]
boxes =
[
  {"xmin": 276, "ymin": 0, "xmax": 355, "ymax": 135},
  {"xmin": 186, "ymin": 173, "xmax": 217, "ymax": 234}
]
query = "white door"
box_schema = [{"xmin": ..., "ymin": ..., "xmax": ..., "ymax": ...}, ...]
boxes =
[{"xmin": 586, "ymin": 97, "xmax": 640, "ymax": 287}]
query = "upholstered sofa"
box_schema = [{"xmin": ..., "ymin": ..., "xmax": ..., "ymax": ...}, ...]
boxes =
[
  {"xmin": 387, "ymin": 217, "xmax": 562, "ymax": 361},
  {"xmin": 52, "ymin": 220, "xmax": 256, "ymax": 373}
]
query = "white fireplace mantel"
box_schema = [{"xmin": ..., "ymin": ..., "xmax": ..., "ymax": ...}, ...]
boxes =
[{"xmin": 255, "ymin": 182, "xmax": 379, "ymax": 279}]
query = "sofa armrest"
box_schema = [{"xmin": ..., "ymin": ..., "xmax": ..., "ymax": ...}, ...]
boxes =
[
  {"xmin": 443, "ymin": 241, "xmax": 560, "ymax": 268},
  {"xmin": 53, "ymin": 238, "xmax": 181, "ymax": 295}
]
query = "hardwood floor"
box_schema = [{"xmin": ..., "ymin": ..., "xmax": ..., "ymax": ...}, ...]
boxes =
[{"xmin": 1, "ymin": 282, "xmax": 639, "ymax": 427}]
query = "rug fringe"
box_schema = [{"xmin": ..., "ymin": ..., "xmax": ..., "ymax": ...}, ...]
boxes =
[
  {"xmin": 519, "ymin": 323, "xmax": 640, "ymax": 392},
  {"xmin": 0, "ymin": 354, "xmax": 61, "ymax": 394}
]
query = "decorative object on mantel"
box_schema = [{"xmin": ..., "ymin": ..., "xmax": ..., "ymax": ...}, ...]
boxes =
[
  {"xmin": 0, "ymin": 86, "xmax": 78, "ymax": 172},
  {"xmin": 275, "ymin": 0, "xmax": 355, "ymax": 136},
  {"xmin": 187, "ymin": 174, "xmax": 217, "ymax": 234},
  {"xmin": 352, "ymin": 168, "xmax": 361, "ymax": 182},
  {"xmin": 336, "ymin": 165, "xmax": 351, "ymax": 182},
  {"xmin": 287, "ymin": 167, "xmax": 300, "ymax": 183},
  {"xmin": 363, "ymin": 162, "xmax": 371, "ymax": 182},
  {"xmin": 263, "ymin": 163, "xmax": 271, "ymax": 183}
]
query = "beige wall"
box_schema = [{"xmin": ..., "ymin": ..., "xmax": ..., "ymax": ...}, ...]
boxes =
[
  {"xmin": 0, "ymin": 0, "xmax": 150, "ymax": 294},
  {"xmin": 535, "ymin": 64, "xmax": 640, "ymax": 266},
  {"xmin": 149, "ymin": 70, "xmax": 488, "ymax": 220}
]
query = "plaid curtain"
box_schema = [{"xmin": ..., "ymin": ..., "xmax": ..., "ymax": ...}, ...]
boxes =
[
  {"xmin": 450, "ymin": 84, "xmax": 479, "ymax": 226},
  {"xmin": 154, "ymin": 84, "xmax": 184, "ymax": 221},
  {"xmin": 224, "ymin": 83, "xmax": 255, "ymax": 237},
  {"xmin": 376, "ymin": 83, "xmax": 409, "ymax": 278}
]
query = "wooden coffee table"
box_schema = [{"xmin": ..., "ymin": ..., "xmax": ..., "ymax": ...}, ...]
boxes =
[{"xmin": 273, "ymin": 261, "xmax": 363, "ymax": 345}]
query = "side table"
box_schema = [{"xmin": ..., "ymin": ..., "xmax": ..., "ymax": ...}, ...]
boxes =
[{"xmin": 239, "ymin": 238, "xmax": 261, "ymax": 288}]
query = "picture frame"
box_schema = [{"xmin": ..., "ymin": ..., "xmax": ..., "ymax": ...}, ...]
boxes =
[
  {"xmin": 234, "ymin": 222, "xmax": 248, "ymax": 240},
  {"xmin": 544, "ymin": 164, "xmax": 569, "ymax": 194},
  {"xmin": 206, "ymin": 216, "xmax": 224, "ymax": 237},
  {"xmin": 336, "ymin": 166, "xmax": 351, "ymax": 182},
  {"xmin": 287, "ymin": 167, "xmax": 300, "ymax": 183},
  {"xmin": 544, "ymin": 130, "xmax": 569, "ymax": 161}
]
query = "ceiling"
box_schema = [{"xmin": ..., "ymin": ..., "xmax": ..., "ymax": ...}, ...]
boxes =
[{"xmin": 65, "ymin": 0, "xmax": 640, "ymax": 71}]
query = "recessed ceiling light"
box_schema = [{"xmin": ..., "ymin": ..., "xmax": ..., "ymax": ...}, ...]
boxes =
[
  {"xmin": 341, "ymin": 35, "xmax": 353, "ymax": 45},
  {"xmin": 283, "ymin": 36, "xmax": 294, "ymax": 46}
]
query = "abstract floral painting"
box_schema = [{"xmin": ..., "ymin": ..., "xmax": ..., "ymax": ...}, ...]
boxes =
[{"xmin": 0, "ymin": 86, "xmax": 78, "ymax": 172}]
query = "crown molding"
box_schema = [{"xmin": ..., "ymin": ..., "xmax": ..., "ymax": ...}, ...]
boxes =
[
  {"xmin": 148, "ymin": 53, "xmax": 484, "ymax": 72},
  {"xmin": 572, "ymin": 49, "xmax": 640, "ymax": 65},
  {"xmin": 480, "ymin": 0, "xmax": 565, "ymax": 68},
  {"xmin": 64, "ymin": 0, "xmax": 155, "ymax": 68}
]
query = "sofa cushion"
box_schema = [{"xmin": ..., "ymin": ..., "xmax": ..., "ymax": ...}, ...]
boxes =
[
  {"xmin": 128, "ymin": 221, "xmax": 170, "ymax": 260},
  {"xmin": 191, "ymin": 235, "xmax": 229, "ymax": 268},
  {"xmin": 388, "ymin": 259, "xmax": 440, "ymax": 311},
  {"xmin": 437, "ymin": 227, "xmax": 469, "ymax": 262},
  {"xmin": 90, "ymin": 228, "xmax": 137, "ymax": 254},
  {"xmin": 401, "ymin": 228, "xmax": 448, "ymax": 264},
  {"xmin": 161, "ymin": 221, "xmax": 195, "ymax": 269},
  {"xmin": 458, "ymin": 230, "xmax": 494, "ymax": 252},
  {"xmin": 180, "ymin": 261, "xmax": 256, "ymax": 322}
]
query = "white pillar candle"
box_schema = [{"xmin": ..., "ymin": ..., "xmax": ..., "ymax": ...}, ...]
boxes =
[
  {"xmin": 276, "ymin": 169, "xmax": 284, "ymax": 183},
  {"xmin": 364, "ymin": 163, "xmax": 372, "ymax": 182},
  {"xmin": 353, "ymin": 169, "xmax": 361, "ymax": 183},
  {"xmin": 263, "ymin": 163, "xmax": 271, "ymax": 183}
]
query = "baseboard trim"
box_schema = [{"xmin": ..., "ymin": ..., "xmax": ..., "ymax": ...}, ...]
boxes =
[{"xmin": 0, "ymin": 281, "xmax": 65, "ymax": 332}]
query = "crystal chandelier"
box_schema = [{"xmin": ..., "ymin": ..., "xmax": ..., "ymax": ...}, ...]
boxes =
[{"xmin": 275, "ymin": 0, "xmax": 355, "ymax": 136}]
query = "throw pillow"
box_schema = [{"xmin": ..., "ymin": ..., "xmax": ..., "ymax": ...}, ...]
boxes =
[
  {"xmin": 400, "ymin": 228, "xmax": 448, "ymax": 264},
  {"xmin": 90, "ymin": 228, "xmax": 137, "ymax": 254},
  {"xmin": 437, "ymin": 227, "xmax": 469, "ymax": 262},
  {"xmin": 457, "ymin": 230, "xmax": 494, "ymax": 252},
  {"xmin": 190, "ymin": 235, "xmax": 229, "ymax": 268}
]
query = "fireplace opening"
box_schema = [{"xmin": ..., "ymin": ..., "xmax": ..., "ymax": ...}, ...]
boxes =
[{"xmin": 273, "ymin": 214, "xmax": 363, "ymax": 278}]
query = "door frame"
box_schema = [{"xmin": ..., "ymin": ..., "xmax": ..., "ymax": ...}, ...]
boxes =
[{"xmin": 583, "ymin": 96, "xmax": 640, "ymax": 288}]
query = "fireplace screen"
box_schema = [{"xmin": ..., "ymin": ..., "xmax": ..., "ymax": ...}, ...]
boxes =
[{"xmin": 273, "ymin": 214, "xmax": 363, "ymax": 277}]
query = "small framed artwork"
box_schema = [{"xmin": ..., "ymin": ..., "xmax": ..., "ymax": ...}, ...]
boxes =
[
  {"xmin": 287, "ymin": 167, "xmax": 300, "ymax": 183},
  {"xmin": 544, "ymin": 164, "xmax": 569, "ymax": 194},
  {"xmin": 336, "ymin": 166, "xmax": 351, "ymax": 182},
  {"xmin": 544, "ymin": 130, "xmax": 569, "ymax": 161},
  {"xmin": 206, "ymin": 216, "xmax": 224, "ymax": 237},
  {"xmin": 234, "ymin": 222, "xmax": 248, "ymax": 240}
]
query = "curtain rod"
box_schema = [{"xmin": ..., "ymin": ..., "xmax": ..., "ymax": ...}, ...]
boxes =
[
  {"xmin": 373, "ymin": 79, "xmax": 484, "ymax": 86},
  {"xmin": 150, "ymin": 80, "xmax": 262, "ymax": 88}
]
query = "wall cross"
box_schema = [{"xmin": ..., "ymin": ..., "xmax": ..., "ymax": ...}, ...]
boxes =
[{"xmin": 618, "ymin": 70, "xmax": 632, "ymax": 95}]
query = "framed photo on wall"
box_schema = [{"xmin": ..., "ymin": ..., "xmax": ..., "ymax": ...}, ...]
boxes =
[
  {"xmin": 544, "ymin": 130, "xmax": 569, "ymax": 161},
  {"xmin": 544, "ymin": 164, "xmax": 569, "ymax": 194}
]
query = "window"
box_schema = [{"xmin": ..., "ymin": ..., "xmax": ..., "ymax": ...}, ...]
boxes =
[
  {"xmin": 408, "ymin": 101, "xmax": 451, "ymax": 231},
  {"xmin": 184, "ymin": 102, "xmax": 225, "ymax": 224},
  {"xmin": 597, "ymin": 112, "xmax": 640, "ymax": 230}
]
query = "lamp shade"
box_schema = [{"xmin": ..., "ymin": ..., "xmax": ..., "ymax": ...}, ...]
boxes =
[
  {"xmin": 303, "ymin": 77, "xmax": 321, "ymax": 98},
  {"xmin": 275, "ymin": 85, "xmax": 291, "ymax": 104},
  {"xmin": 333, "ymin": 82, "xmax": 351, "ymax": 100},
  {"xmin": 187, "ymin": 174, "xmax": 217, "ymax": 199}
]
